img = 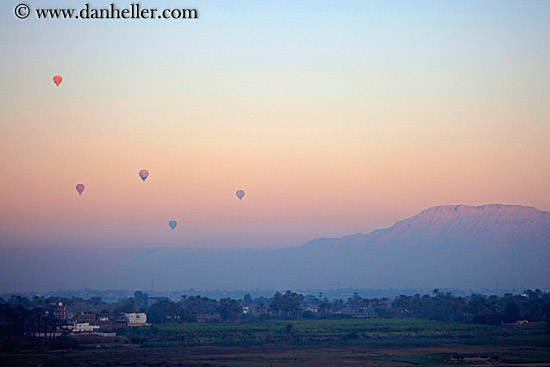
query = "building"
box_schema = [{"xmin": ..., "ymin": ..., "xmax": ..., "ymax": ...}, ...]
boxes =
[
  {"xmin": 54, "ymin": 302, "xmax": 67, "ymax": 319},
  {"xmin": 125, "ymin": 313, "xmax": 147, "ymax": 326},
  {"xmin": 74, "ymin": 312, "xmax": 96, "ymax": 324},
  {"xmin": 97, "ymin": 313, "xmax": 128, "ymax": 331},
  {"xmin": 73, "ymin": 323, "xmax": 100, "ymax": 333},
  {"xmin": 241, "ymin": 304, "xmax": 264, "ymax": 316}
]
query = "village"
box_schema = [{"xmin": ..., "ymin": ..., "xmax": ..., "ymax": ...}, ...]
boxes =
[
  {"xmin": 2, "ymin": 289, "xmax": 548, "ymax": 342},
  {"xmin": 23, "ymin": 290, "xmax": 382, "ymax": 338}
]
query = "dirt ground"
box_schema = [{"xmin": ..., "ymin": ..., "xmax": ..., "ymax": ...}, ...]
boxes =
[{"xmin": 2, "ymin": 343, "xmax": 550, "ymax": 367}]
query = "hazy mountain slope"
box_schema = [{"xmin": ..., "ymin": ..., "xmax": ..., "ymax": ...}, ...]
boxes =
[
  {"xmin": 1, "ymin": 204, "xmax": 548, "ymax": 292},
  {"xmin": 298, "ymin": 204, "xmax": 550, "ymax": 286},
  {"xmin": 303, "ymin": 204, "xmax": 550, "ymax": 250},
  {"xmin": 364, "ymin": 204, "xmax": 550, "ymax": 247}
]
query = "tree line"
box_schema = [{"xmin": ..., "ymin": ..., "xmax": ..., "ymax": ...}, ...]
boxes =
[
  {"xmin": 1, "ymin": 289, "xmax": 549, "ymax": 336},
  {"xmin": 116, "ymin": 289, "xmax": 550, "ymax": 324}
]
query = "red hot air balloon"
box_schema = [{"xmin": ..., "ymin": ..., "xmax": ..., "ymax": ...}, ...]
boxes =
[
  {"xmin": 139, "ymin": 169, "xmax": 149, "ymax": 182},
  {"xmin": 76, "ymin": 184, "xmax": 85, "ymax": 195},
  {"xmin": 53, "ymin": 76, "xmax": 62, "ymax": 87}
]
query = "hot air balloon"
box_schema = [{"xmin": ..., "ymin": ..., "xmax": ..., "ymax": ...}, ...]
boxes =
[
  {"xmin": 53, "ymin": 75, "xmax": 62, "ymax": 87},
  {"xmin": 236, "ymin": 190, "xmax": 245, "ymax": 200},
  {"xmin": 139, "ymin": 169, "xmax": 149, "ymax": 182},
  {"xmin": 169, "ymin": 221, "xmax": 177, "ymax": 230},
  {"xmin": 76, "ymin": 184, "xmax": 85, "ymax": 195}
]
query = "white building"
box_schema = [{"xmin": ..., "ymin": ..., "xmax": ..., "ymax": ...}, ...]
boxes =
[
  {"xmin": 125, "ymin": 313, "xmax": 147, "ymax": 325},
  {"xmin": 73, "ymin": 323, "xmax": 100, "ymax": 333}
]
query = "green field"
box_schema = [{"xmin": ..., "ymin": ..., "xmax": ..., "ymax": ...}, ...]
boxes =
[
  {"xmin": 131, "ymin": 319, "xmax": 550, "ymax": 347},
  {"xmin": 1, "ymin": 319, "xmax": 549, "ymax": 366}
]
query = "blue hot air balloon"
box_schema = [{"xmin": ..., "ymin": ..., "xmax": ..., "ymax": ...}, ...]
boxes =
[
  {"xmin": 236, "ymin": 190, "xmax": 245, "ymax": 200},
  {"xmin": 169, "ymin": 220, "xmax": 177, "ymax": 230},
  {"xmin": 139, "ymin": 169, "xmax": 149, "ymax": 182}
]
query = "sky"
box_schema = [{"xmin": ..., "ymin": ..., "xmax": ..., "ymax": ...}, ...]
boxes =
[{"xmin": 1, "ymin": 0, "xmax": 549, "ymax": 249}]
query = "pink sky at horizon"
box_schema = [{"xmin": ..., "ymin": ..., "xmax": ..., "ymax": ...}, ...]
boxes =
[{"xmin": 1, "ymin": 1, "xmax": 549, "ymax": 249}]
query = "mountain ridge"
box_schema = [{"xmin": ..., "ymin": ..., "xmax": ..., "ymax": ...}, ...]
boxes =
[
  {"xmin": 300, "ymin": 204, "xmax": 550, "ymax": 250},
  {"xmin": 1, "ymin": 203, "xmax": 549, "ymax": 292}
]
